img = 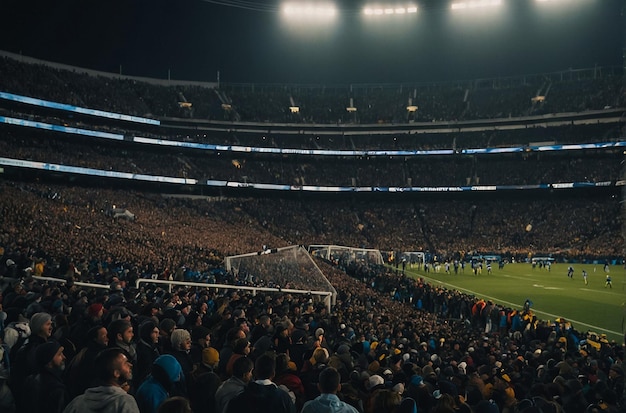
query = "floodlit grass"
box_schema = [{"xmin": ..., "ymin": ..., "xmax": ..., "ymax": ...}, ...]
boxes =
[{"xmin": 398, "ymin": 262, "xmax": 626, "ymax": 343}]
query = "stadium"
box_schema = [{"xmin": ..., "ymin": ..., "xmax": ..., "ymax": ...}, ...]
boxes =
[{"xmin": 0, "ymin": 0, "xmax": 625, "ymax": 412}]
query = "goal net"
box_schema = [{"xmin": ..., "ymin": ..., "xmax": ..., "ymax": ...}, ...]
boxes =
[
  {"xmin": 307, "ymin": 245, "xmax": 385, "ymax": 267},
  {"xmin": 397, "ymin": 251, "xmax": 426, "ymax": 266},
  {"xmin": 224, "ymin": 245, "xmax": 336, "ymax": 306}
]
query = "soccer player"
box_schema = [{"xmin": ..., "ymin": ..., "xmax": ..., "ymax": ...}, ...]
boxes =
[
  {"xmin": 605, "ymin": 274, "xmax": 612, "ymax": 288},
  {"xmin": 582, "ymin": 270, "xmax": 588, "ymax": 285},
  {"xmin": 567, "ymin": 266, "xmax": 574, "ymax": 279}
]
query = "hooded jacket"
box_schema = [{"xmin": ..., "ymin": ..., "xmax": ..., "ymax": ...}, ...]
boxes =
[
  {"xmin": 135, "ymin": 355, "xmax": 183, "ymax": 413},
  {"xmin": 62, "ymin": 385, "xmax": 139, "ymax": 413}
]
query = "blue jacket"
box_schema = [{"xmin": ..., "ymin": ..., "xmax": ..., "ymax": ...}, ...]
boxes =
[{"xmin": 135, "ymin": 355, "xmax": 182, "ymax": 413}]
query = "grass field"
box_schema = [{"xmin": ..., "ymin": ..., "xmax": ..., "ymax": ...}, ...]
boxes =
[{"xmin": 398, "ymin": 262, "xmax": 626, "ymax": 343}]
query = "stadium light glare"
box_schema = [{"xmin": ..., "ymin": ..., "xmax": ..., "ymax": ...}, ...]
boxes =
[
  {"xmin": 362, "ymin": 4, "xmax": 418, "ymax": 16},
  {"xmin": 281, "ymin": 2, "xmax": 337, "ymax": 18},
  {"xmin": 451, "ymin": 0, "xmax": 501, "ymax": 10}
]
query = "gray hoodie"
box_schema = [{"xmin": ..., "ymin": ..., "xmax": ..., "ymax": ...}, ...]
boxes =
[{"xmin": 62, "ymin": 385, "xmax": 139, "ymax": 413}]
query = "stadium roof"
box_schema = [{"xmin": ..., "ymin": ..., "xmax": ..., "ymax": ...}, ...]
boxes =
[{"xmin": 1, "ymin": 0, "xmax": 623, "ymax": 83}]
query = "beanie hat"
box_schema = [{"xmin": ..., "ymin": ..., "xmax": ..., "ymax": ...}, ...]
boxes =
[
  {"xmin": 154, "ymin": 354, "xmax": 183, "ymax": 383},
  {"xmin": 29, "ymin": 312, "xmax": 52, "ymax": 335},
  {"xmin": 35, "ymin": 340, "xmax": 62, "ymax": 368},
  {"xmin": 171, "ymin": 328, "xmax": 191, "ymax": 349},
  {"xmin": 202, "ymin": 347, "xmax": 220, "ymax": 366},
  {"xmin": 337, "ymin": 344, "xmax": 350, "ymax": 355},
  {"xmin": 88, "ymin": 303, "xmax": 104, "ymax": 318},
  {"xmin": 422, "ymin": 364, "xmax": 436, "ymax": 378},
  {"xmin": 367, "ymin": 374, "xmax": 385, "ymax": 391},
  {"xmin": 159, "ymin": 318, "xmax": 176, "ymax": 334},
  {"xmin": 139, "ymin": 320, "xmax": 157, "ymax": 343}
]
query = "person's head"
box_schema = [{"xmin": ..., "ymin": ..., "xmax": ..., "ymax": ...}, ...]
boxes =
[
  {"xmin": 94, "ymin": 347, "xmax": 133, "ymax": 386},
  {"xmin": 232, "ymin": 356, "xmax": 254, "ymax": 383},
  {"xmin": 259, "ymin": 315, "xmax": 271, "ymax": 328},
  {"xmin": 171, "ymin": 328, "xmax": 192, "ymax": 351},
  {"xmin": 254, "ymin": 353, "xmax": 276, "ymax": 381},
  {"xmin": 312, "ymin": 347, "xmax": 330, "ymax": 364},
  {"xmin": 237, "ymin": 318, "xmax": 250, "ymax": 333},
  {"xmin": 108, "ymin": 319, "xmax": 134, "ymax": 345},
  {"xmin": 30, "ymin": 312, "xmax": 53, "ymax": 339},
  {"xmin": 226, "ymin": 327, "xmax": 246, "ymax": 344},
  {"xmin": 369, "ymin": 389, "xmax": 402, "ymax": 413},
  {"xmin": 157, "ymin": 396, "xmax": 192, "ymax": 413},
  {"xmin": 318, "ymin": 366, "xmax": 342, "ymax": 394},
  {"xmin": 140, "ymin": 320, "xmax": 160, "ymax": 345},
  {"xmin": 191, "ymin": 326, "xmax": 211, "ymax": 348},
  {"xmin": 35, "ymin": 341, "xmax": 66, "ymax": 372},
  {"xmin": 88, "ymin": 303, "xmax": 104, "ymax": 320},
  {"xmin": 202, "ymin": 347, "xmax": 220, "ymax": 368},
  {"xmin": 87, "ymin": 325, "xmax": 109, "ymax": 347},
  {"xmin": 153, "ymin": 354, "xmax": 183, "ymax": 385},
  {"xmin": 233, "ymin": 338, "xmax": 251, "ymax": 356}
]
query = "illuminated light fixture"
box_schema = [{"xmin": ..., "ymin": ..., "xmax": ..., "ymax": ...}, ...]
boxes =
[
  {"xmin": 289, "ymin": 106, "xmax": 300, "ymax": 113},
  {"xmin": 363, "ymin": 4, "xmax": 417, "ymax": 16},
  {"xmin": 406, "ymin": 105, "xmax": 418, "ymax": 112},
  {"xmin": 451, "ymin": 0, "xmax": 501, "ymax": 10},
  {"xmin": 282, "ymin": 2, "xmax": 337, "ymax": 17}
]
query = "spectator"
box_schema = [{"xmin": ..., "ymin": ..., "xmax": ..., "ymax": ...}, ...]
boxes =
[
  {"xmin": 225, "ymin": 353, "xmax": 296, "ymax": 413},
  {"xmin": 135, "ymin": 320, "xmax": 161, "ymax": 387},
  {"xmin": 301, "ymin": 366, "xmax": 359, "ymax": 413},
  {"xmin": 23, "ymin": 340, "xmax": 68, "ymax": 413},
  {"xmin": 62, "ymin": 347, "xmax": 139, "ymax": 413},
  {"xmin": 10, "ymin": 311, "xmax": 53, "ymax": 409},
  {"xmin": 188, "ymin": 347, "xmax": 221, "ymax": 413},
  {"xmin": 66, "ymin": 324, "xmax": 110, "ymax": 396},
  {"xmin": 215, "ymin": 356, "xmax": 254, "ymax": 413},
  {"xmin": 135, "ymin": 355, "xmax": 185, "ymax": 413}
]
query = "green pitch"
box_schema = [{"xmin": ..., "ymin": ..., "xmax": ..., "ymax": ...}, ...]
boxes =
[{"xmin": 398, "ymin": 262, "xmax": 626, "ymax": 343}]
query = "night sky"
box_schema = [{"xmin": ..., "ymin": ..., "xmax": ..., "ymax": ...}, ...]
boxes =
[{"xmin": 0, "ymin": 0, "xmax": 623, "ymax": 84}]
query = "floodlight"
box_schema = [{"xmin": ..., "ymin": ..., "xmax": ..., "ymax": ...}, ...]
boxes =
[
  {"xmin": 406, "ymin": 105, "xmax": 418, "ymax": 112},
  {"xmin": 362, "ymin": 3, "xmax": 418, "ymax": 16},
  {"xmin": 281, "ymin": 2, "xmax": 337, "ymax": 18},
  {"xmin": 289, "ymin": 106, "xmax": 300, "ymax": 113}
]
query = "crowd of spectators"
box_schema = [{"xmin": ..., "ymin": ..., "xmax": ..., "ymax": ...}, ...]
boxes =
[
  {"xmin": 0, "ymin": 228, "xmax": 623, "ymax": 413},
  {"xmin": 0, "ymin": 55, "xmax": 623, "ymax": 124},
  {"xmin": 0, "ymin": 181, "xmax": 621, "ymax": 269},
  {"xmin": 1, "ymin": 125, "xmax": 622, "ymax": 188},
  {"xmin": 0, "ymin": 53, "xmax": 624, "ymax": 413}
]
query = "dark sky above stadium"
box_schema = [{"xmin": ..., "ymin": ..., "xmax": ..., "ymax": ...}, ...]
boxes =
[{"xmin": 1, "ymin": 0, "xmax": 623, "ymax": 84}]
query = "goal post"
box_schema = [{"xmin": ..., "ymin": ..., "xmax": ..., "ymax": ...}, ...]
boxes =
[
  {"xmin": 307, "ymin": 245, "xmax": 385, "ymax": 266},
  {"xmin": 225, "ymin": 245, "xmax": 337, "ymax": 308}
]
